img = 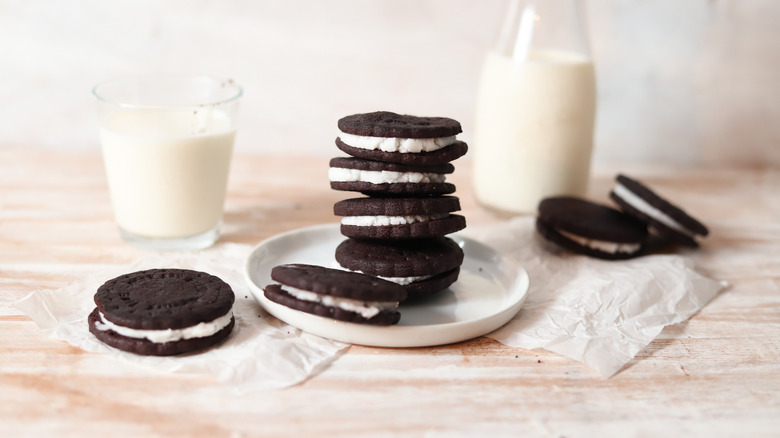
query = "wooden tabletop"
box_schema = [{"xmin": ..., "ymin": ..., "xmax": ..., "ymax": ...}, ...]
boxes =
[{"xmin": 2, "ymin": 149, "xmax": 779, "ymax": 437}]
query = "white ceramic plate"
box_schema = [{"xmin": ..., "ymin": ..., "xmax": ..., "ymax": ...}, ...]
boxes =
[{"xmin": 244, "ymin": 224, "xmax": 529, "ymax": 348}]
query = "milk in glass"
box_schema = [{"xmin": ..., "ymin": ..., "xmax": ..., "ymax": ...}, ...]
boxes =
[
  {"xmin": 100, "ymin": 109, "xmax": 235, "ymax": 238},
  {"xmin": 93, "ymin": 76, "xmax": 241, "ymax": 250}
]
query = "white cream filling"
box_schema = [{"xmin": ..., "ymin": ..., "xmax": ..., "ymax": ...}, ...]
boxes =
[
  {"xmin": 329, "ymin": 167, "xmax": 446, "ymax": 184},
  {"xmin": 557, "ymin": 229, "xmax": 641, "ymax": 254},
  {"xmin": 94, "ymin": 310, "xmax": 233, "ymax": 343},
  {"xmin": 339, "ymin": 131, "xmax": 457, "ymax": 153},
  {"xmin": 340, "ymin": 267, "xmax": 433, "ymax": 286},
  {"xmin": 374, "ymin": 274, "xmax": 432, "ymax": 286},
  {"xmin": 341, "ymin": 214, "xmax": 448, "ymax": 227},
  {"xmin": 613, "ymin": 183, "xmax": 696, "ymax": 238},
  {"xmin": 282, "ymin": 286, "xmax": 398, "ymax": 319}
]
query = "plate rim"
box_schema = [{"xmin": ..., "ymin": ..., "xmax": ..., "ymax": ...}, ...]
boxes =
[{"xmin": 243, "ymin": 223, "xmax": 529, "ymax": 347}]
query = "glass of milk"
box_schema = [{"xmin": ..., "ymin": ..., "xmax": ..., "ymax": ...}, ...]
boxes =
[
  {"xmin": 93, "ymin": 76, "xmax": 242, "ymax": 250},
  {"xmin": 473, "ymin": 0, "xmax": 596, "ymax": 215}
]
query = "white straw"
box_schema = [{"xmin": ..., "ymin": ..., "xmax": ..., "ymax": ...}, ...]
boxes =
[
  {"xmin": 512, "ymin": 4, "xmax": 536, "ymax": 62},
  {"xmin": 499, "ymin": 0, "xmax": 522, "ymax": 56}
]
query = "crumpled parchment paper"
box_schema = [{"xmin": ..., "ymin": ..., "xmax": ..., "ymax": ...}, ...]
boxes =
[
  {"xmin": 476, "ymin": 216, "xmax": 727, "ymax": 377},
  {"xmin": 13, "ymin": 243, "xmax": 348, "ymax": 393},
  {"xmin": 14, "ymin": 218, "xmax": 727, "ymax": 385}
]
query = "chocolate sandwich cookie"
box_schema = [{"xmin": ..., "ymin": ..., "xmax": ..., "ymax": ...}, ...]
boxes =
[
  {"xmin": 88, "ymin": 268, "xmax": 235, "ymax": 356},
  {"xmin": 329, "ymin": 157, "xmax": 455, "ymax": 196},
  {"xmin": 334, "ymin": 196, "xmax": 466, "ymax": 239},
  {"xmin": 536, "ymin": 196, "xmax": 649, "ymax": 260},
  {"xmin": 264, "ymin": 264, "xmax": 407, "ymax": 326},
  {"xmin": 336, "ymin": 111, "xmax": 467, "ymax": 166},
  {"xmin": 610, "ymin": 174, "xmax": 709, "ymax": 247},
  {"xmin": 335, "ymin": 237, "xmax": 464, "ymax": 298},
  {"xmin": 335, "ymin": 138, "xmax": 468, "ymax": 167}
]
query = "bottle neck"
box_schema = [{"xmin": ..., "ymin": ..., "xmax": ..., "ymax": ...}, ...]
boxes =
[{"xmin": 496, "ymin": 0, "xmax": 591, "ymax": 61}]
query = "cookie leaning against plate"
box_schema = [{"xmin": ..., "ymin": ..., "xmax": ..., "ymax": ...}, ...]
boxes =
[
  {"xmin": 610, "ymin": 174, "xmax": 709, "ymax": 247},
  {"xmin": 329, "ymin": 157, "xmax": 455, "ymax": 196},
  {"xmin": 536, "ymin": 196, "xmax": 649, "ymax": 260},
  {"xmin": 336, "ymin": 111, "xmax": 467, "ymax": 166},
  {"xmin": 335, "ymin": 237, "xmax": 464, "ymax": 298},
  {"xmin": 334, "ymin": 196, "xmax": 466, "ymax": 239},
  {"xmin": 88, "ymin": 268, "xmax": 235, "ymax": 356},
  {"xmin": 264, "ymin": 264, "xmax": 407, "ymax": 326}
]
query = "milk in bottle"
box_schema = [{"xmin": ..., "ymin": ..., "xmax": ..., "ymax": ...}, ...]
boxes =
[{"xmin": 473, "ymin": 0, "xmax": 596, "ymax": 214}]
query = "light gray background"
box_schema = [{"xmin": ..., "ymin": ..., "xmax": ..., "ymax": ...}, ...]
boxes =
[{"xmin": 2, "ymin": 0, "xmax": 778, "ymax": 166}]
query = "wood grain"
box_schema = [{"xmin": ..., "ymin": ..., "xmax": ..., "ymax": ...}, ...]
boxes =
[{"xmin": 1, "ymin": 149, "xmax": 779, "ymax": 437}]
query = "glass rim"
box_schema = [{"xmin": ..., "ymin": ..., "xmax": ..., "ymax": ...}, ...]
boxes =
[{"xmin": 92, "ymin": 75, "xmax": 243, "ymax": 110}]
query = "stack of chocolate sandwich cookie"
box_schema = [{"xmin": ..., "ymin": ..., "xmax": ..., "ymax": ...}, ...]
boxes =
[{"xmin": 329, "ymin": 111, "xmax": 468, "ymax": 300}]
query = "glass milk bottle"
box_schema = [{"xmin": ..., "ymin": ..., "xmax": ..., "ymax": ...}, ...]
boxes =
[{"xmin": 473, "ymin": 0, "xmax": 596, "ymax": 215}]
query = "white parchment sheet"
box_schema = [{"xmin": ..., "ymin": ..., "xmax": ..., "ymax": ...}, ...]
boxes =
[
  {"xmin": 477, "ymin": 217, "xmax": 726, "ymax": 377},
  {"xmin": 14, "ymin": 243, "xmax": 347, "ymax": 393},
  {"xmin": 15, "ymin": 218, "xmax": 726, "ymax": 386}
]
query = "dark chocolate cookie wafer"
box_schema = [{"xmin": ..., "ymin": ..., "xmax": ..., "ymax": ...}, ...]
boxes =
[
  {"xmin": 265, "ymin": 264, "xmax": 407, "ymax": 326},
  {"xmin": 536, "ymin": 196, "xmax": 649, "ymax": 260},
  {"xmin": 335, "ymin": 138, "xmax": 468, "ymax": 166},
  {"xmin": 329, "ymin": 157, "xmax": 455, "ymax": 196},
  {"xmin": 334, "ymin": 196, "xmax": 466, "ymax": 239},
  {"xmin": 404, "ymin": 268, "xmax": 461, "ymax": 298},
  {"xmin": 338, "ymin": 111, "xmax": 462, "ymax": 138},
  {"xmin": 89, "ymin": 268, "xmax": 235, "ymax": 356},
  {"xmin": 335, "ymin": 237, "xmax": 464, "ymax": 297},
  {"xmin": 610, "ymin": 174, "xmax": 709, "ymax": 247}
]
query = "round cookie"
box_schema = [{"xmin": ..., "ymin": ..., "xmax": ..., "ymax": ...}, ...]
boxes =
[
  {"xmin": 334, "ymin": 196, "xmax": 466, "ymax": 240},
  {"xmin": 335, "ymin": 237, "xmax": 464, "ymax": 298},
  {"xmin": 536, "ymin": 196, "xmax": 649, "ymax": 260},
  {"xmin": 88, "ymin": 268, "xmax": 235, "ymax": 356},
  {"xmin": 610, "ymin": 174, "xmax": 709, "ymax": 247},
  {"xmin": 338, "ymin": 111, "xmax": 462, "ymax": 138},
  {"xmin": 329, "ymin": 157, "xmax": 456, "ymax": 196},
  {"xmin": 265, "ymin": 264, "xmax": 407, "ymax": 326},
  {"xmin": 335, "ymin": 138, "xmax": 468, "ymax": 166}
]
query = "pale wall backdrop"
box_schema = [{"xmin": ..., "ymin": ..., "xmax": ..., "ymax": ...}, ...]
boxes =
[{"xmin": 1, "ymin": 0, "xmax": 779, "ymax": 166}]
